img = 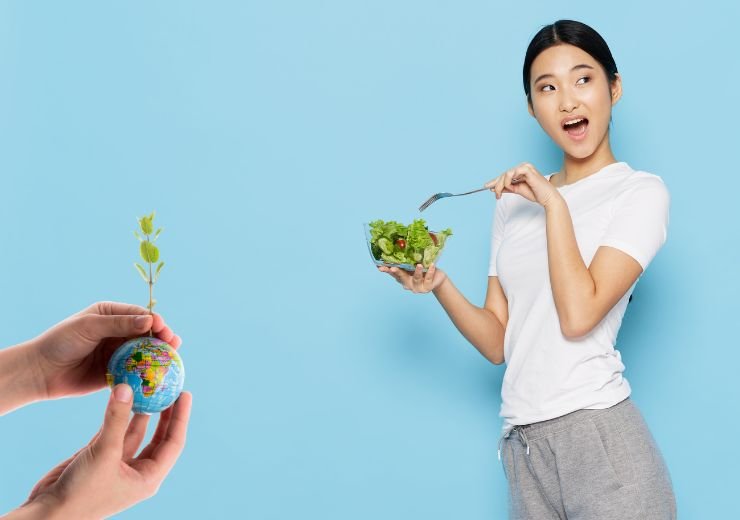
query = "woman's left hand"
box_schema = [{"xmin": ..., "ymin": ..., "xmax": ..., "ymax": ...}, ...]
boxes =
[{"xmin": 484, "ymin": 162, "xmax": 561, "ymax": 208}]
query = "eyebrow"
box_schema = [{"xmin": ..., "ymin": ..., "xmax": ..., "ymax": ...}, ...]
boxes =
[{"xmin": 533, "ymin": 64, "xmax": 595, "ymax": 85}]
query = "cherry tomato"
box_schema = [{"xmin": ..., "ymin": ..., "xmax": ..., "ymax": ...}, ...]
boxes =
[
  {"xmin": 429, "ymin": 232, "xmax": 438, "ymax": 246},
  {"xmin": 395, "ymin": 238, "xmax": 406, "ymax": 249}
]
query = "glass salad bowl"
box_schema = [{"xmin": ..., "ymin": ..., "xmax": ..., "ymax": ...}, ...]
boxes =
[{"xmin": 364, "ymin": 220, "xmax": 452, "ymax": 273}]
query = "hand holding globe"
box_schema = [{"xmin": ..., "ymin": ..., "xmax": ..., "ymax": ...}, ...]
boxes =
[{"xmin": 25, "ymin": 302, "xmax": 181, "ymax": 403}]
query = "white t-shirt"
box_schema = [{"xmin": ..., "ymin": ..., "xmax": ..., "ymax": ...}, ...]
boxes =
[{"xmin": 488, "ymin": 161, "xmax": 670, "ymax": 433}]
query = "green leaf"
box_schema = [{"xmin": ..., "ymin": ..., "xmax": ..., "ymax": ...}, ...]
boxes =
[
  {"xmin": 407, "ymin": 219, "xmax": 434, "ymax": 250},
  {"xmin": 140, "ymin": 241, "xmax": 160, "ymax": 263},
  {"xmin": 139, "ymin": 215, "xmax": 154, "ymax": 235},
  {"xmin": 139, "ymin": 242, "xmax": 149, "ymax": 263},
  {"xmin": 154, "ymin": 261, "xmax": 164, "ymax": 282},
  {"xmin": 134, "ymin": 263, "xmax": 149, "ymax": 282},
  {"xmin": 153, "ymin": 228, "xmax": 163, "ymax": 241},
  {"xmin": 377, "ymin": 238, "xmax": 393, "ymax": 255},
  {"xmin": 133, "ymin": 231, "xmax": 143, "ymax": 242},
  {"xmin": 422, "ymin": 245, "xmax": 440, "ymax": 267}
]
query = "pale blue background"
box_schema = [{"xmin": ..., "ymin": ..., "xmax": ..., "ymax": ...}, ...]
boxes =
[{"xmin": 0, "ymin": 1, "xmax": 737, "ymax": 518}]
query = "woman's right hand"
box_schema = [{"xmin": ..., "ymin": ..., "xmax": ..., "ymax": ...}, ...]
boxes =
[{"xmin": 377, "ymin": 263, "xmax": 447, "ymax": 293}]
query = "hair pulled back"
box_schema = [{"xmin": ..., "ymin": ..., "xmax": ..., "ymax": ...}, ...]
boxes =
[{"xmin": 523, "ymin": 20, "xmax": 618, "ymax": 105}]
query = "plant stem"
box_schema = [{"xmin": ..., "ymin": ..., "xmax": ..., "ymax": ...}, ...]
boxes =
[{"xmin": 147, "ymin": 235, "xmax": 153, "ymax": 337}]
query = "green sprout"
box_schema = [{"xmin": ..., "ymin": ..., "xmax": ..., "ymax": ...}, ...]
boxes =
[{"xmin": 133, "ymin": 211, "xmax": 164, "ymax": 335}]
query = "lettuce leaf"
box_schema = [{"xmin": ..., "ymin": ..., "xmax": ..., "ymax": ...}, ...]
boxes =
[{"xmin": 369, "ymin": 219, "xmax": 452, "ymax": 268}]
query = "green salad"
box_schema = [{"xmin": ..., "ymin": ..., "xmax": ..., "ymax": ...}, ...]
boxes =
[{"xmin": 368, "ymin": 219, "xmax": 452, "ymax": 268}]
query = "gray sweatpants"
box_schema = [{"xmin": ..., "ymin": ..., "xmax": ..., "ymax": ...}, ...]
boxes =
[{"xmin": 498, "ymin": 398, "xmax": 676, "ymax": 519}]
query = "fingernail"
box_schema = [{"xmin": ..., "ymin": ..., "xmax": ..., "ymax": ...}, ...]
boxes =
[
  {"xmin": 114, "ymin": 384, "xmax": 133, "ymax": 403},
  {"xmin": 135, "ymin": 315, "xmax": 151, "ymax": 328}
]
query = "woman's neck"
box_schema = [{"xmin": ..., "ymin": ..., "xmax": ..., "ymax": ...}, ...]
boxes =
[{"xmin": 552, "ymin": 134, "xmax": 618, "ymax": 187}]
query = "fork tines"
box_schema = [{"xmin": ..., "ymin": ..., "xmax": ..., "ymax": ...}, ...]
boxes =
[{"xmin": 419, "ymin": 192, "xmax": 448, "ymax": 212}]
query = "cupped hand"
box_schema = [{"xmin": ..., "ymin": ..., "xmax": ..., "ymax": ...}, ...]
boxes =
[
  {"xmin": 378, "ymin": 263, "xmax": 447, "ymax": 293},
  {"xmin": 29, "ymin": 301, "xmax": 182, "ymax": 400},
  {"xmin": 484, "ymin": 162, "xmax": 561, "ymax": 208},
  {"xmin": 19, "ymin": 384, "xmax": 192, "ymax": 520}
]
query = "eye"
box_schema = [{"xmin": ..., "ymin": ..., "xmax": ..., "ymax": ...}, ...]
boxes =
[
  {"xmin": 540, "ymin": 84, "xmax": 554, "ymax": 92},
  {"xmin": 576, "ymin": 76, "xmax": 591, "ymax": 85}
]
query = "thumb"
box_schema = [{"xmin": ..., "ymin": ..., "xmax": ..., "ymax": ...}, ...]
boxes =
[
  {"xmin": 79, "ymin": 314, "xmax": 153, "ymax": 340},
  {"xmin": 93, "ymin": 384, "xmax": 134, "ymax": 457}
]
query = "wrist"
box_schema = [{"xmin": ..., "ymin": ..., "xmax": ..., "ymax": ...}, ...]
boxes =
[
  {"xmin": 543, "ymin": 192, "xmax": 567, "ymax": 212},
  {"xmin": 432, "ymin": 273, "xmax": 451, "ymax": 297},
  {"xmin": 0, "ymin": 341, "xmax": 49, "ymax": 414},
  {"xmin": 19, "ymin": 340, "xmax": 50, "ymax": 401},
  {"xmin": 7, "ymin": 496, "xmax": 66, "ymax": 520}
]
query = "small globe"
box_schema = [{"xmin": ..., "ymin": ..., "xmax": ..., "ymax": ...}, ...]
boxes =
[{"xmin": 106, "ymin": 336, "xmax": 185, "ymax": 415}]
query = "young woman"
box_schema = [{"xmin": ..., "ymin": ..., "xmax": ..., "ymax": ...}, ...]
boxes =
[{"xmin": 378, "ymin": 19, "xmax": 676, "ymax": 519}]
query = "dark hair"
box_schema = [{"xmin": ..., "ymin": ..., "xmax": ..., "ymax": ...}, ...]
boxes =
[{"xmin": 522, "ymin": 20, "xmax": 619, "ymax": 106}]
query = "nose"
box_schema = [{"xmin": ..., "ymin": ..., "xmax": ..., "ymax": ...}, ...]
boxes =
[{"xmin": 559, "ymin": 89, "xmax": 579, "ymax": 112}]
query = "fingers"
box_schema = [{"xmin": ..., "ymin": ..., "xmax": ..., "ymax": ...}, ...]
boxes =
[
  {"xmin": 414, "ymin": 264, "xmax": 438, "ymax": 293},
  {"xmin": 503, "ymin": 170, "xmax": 519, "ymax": 194},
  {"xmin": 80, "ymin": 302, "xmax": 182, "ymax": 348},
  {"xmin": 498, "ymin": 169, "xmax": 520, "ymax": 198},
  {"xmin": 378, "ymin": 264, "xmax": 437, "ymax": 293},
  {"xmin": 485, "ymin": 163, "xmax": 539, "ymax": 199},
  {"xmin": 150, "ymin": 314, "xmax": 182, "ymax": 348},
  {"xmin": 77, "ymin": 314, "xmax": 153, "ymax": 342},
  {"xmin": 149, "ymin": 392, "xmax": 192, "ymax": 474},
  {"xmin": 136, "ymin": 405, "xmax": 174, "ymax": 461},
  {"xmin": 82, "ymin": 301, "xmax": 150, "ymax": 317},
  {"xmin": 123, "ymin": 413, "xmax": 151, "ymax": 460},
  {"xmin": 92, "ymin": 384, "xmax": 134, "ymax": 459},
  {"xmin": 411, "ymin": 264, "xmax": 424, "ymax": 288},
  {"xmin": 378, "ymin": 266, "xmax": 412, "ymax": 289},
  {"xmin": 485, "ymin": 171, "xmax": 511, "ymax": 199},
  {"xmin": 425, "ymin": 263, "xmax": 438, "ymax": 291},
  {"xmin": 137, "ymin": 392, "xmax": 193, "ymax": 481}
]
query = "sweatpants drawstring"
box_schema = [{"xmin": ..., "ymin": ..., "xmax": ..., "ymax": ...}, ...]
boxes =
[
  {"xmin": 517, "ymin": 426, "xmax": 531, "ymax": 456},
  {"xmin": 498, "ymin": 425, "xmax": 531, "ymax": 461}
]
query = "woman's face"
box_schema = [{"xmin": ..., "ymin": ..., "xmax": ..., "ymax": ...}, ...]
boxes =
[{"xmin": 527, "ymin": 44, "xmax": 621, "ymax": 159}]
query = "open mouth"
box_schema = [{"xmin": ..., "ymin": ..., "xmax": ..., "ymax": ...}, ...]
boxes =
[{"xmin": 562, "ymin": 117, "xmax": 589, "ymax": 138}]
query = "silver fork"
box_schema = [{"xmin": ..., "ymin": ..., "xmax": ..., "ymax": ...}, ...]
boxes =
[{"xmin": 419, "ymin": 178, "xmax": 523, "ymax": 212}]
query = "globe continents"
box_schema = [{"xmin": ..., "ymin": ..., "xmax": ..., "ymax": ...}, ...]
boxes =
[{"xmin": 106, "ymin": 337, "xmax": 185, "ymax": 415}]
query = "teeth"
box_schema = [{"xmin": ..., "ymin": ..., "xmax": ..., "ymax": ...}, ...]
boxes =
[{"xmin": 564, "ymin": 118, "xmax": 585, "ymax": 127}]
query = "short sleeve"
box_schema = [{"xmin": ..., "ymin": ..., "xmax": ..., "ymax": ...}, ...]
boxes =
[
  {"xmin": 599, "ymin": 177, "xmax": 670, "ymax": 271},
  {"xmin": 488, "ymin": 196, "xmax": 506, "ymax": 276}
]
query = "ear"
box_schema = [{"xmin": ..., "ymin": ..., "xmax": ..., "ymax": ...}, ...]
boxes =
[
  {"xmin": 527, "ymin": 99, "xmax": 535, "ymax": 118},
  {"xmin": 610, "ymin": 73, "xmax": 623, "ymax": 106}
]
